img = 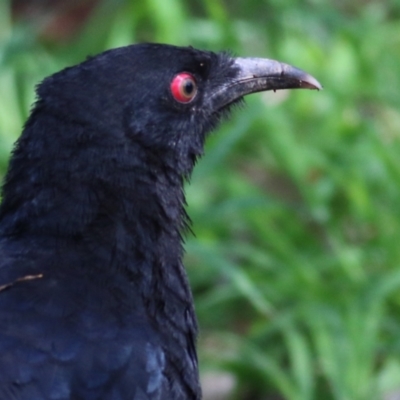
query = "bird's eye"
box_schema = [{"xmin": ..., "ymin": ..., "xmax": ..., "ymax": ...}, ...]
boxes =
[{"xmin": 170, "ymin": 73, "xmax": 197, "ymax": 103}]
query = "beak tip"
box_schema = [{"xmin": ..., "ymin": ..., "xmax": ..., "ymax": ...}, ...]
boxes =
[{"xmin": 301, "ymin": 74, "xmax": 323, "ymax": 91}]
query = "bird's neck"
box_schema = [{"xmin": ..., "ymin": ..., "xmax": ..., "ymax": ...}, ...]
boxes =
[
  {"xmin": 0, "ymin": 111, "xmax": 194, "ymax": 288},
  {"xmin": 0, "ymin": 128, "xmax": 198, "ymax": 336}
]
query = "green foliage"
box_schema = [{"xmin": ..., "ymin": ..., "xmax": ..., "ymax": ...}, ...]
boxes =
[{"xmin": 1, "ymin": 0, "xmax": 400, "ymax": 398}]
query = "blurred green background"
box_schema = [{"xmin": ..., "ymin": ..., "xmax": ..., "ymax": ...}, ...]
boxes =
[{"xmin": 1, "ymin": 0, "xmax": 400, "ymax": 399}]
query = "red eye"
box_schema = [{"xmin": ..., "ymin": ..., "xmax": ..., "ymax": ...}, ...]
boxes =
[{"xmin": 170, "ymin": 73, "xmax": 197, "ymax": 103}]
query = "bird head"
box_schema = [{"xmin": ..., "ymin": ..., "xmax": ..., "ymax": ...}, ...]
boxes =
[{"xmin": 37, "ymin": 43, "xmax": 321, "ymax": 175}]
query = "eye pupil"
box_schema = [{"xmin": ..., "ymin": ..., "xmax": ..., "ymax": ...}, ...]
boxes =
[
  {"xmin": 171, "ymin": 73, "xmax": 198, "ymax": 103},
  {"xmin": 183, "ymin": 80, "xmax": 194, "ymax": 95}
]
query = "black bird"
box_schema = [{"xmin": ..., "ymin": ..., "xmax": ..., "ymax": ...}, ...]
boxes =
[{"xmin": 0, "ymin": 44, "xmax": 320, "ymax": 400}]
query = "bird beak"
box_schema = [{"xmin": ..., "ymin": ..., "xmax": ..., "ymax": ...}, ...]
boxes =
[{"xmin": 211, "ymin": 57, "xmax": 322, "ymax": 111}]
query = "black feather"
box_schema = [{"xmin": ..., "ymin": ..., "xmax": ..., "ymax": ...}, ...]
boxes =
[{"xmin": 0, "ymin": 42, "xmax": 319, "ymax": 399}]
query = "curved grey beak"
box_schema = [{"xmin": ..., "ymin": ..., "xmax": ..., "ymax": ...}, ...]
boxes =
[{"xmin": 211, "ymin": 57, "xmax": 322, "ymax": 110}]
